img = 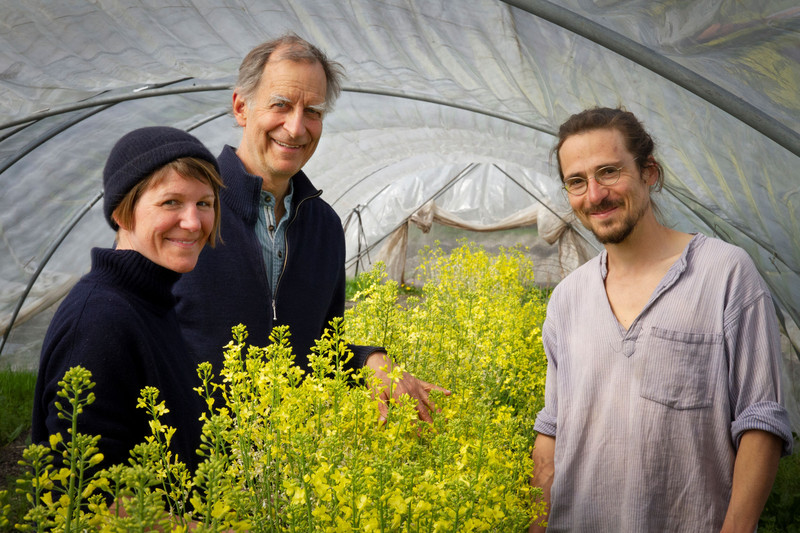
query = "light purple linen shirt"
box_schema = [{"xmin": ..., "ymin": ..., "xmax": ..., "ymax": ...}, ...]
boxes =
[{"xmin": 533, "ymin": 233, "xmax": 792, "ymax": 532}]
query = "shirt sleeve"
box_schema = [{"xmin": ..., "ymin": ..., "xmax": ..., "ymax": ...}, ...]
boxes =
[
  {"xmin": 533, "ymin": 303, "xmax": 559, "ymax": 437},
  {"xmin": 726, "ymin": 289, "xmax": 793, "ymax": 456}
]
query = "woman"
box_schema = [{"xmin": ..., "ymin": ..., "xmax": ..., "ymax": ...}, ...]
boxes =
[{"xmin": 31, "ymin": 126, "xmax": 223, "ymax": 474}]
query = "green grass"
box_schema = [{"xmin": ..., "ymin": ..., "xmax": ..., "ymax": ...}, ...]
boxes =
[
  {"xmin": 0, "ymin": 369, "xmax": 35, "ymax": 447},
  {"xmin": 0, "ymin": 368, "xmax": 35, "ymax": 528},
  {"xmin": 345, "ymin": 277, "xmax": 364, "ymax": 301}
]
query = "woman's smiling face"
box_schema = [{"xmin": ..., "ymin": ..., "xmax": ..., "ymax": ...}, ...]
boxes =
[{"xmin": 115, "ymin": 168, "xmax": 216, "ymax": 273}]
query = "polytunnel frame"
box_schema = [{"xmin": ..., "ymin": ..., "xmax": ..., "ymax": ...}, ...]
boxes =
[
  {"xmin": 506, "ymin": 0, "xmax": 800, "ymax": 363},
  {"xmin": 341, "ymin": 161, "xmax": 600, "ymax": 276},
  {"xmin": 343, "ymin": 162, "xmax": 483, "ymax": 276},
  {"xmin": 1, "ymin": 0, "xmax": 799, "ymax": 361},
  {"xmin": 504, "ymin": 0, "xmax": 800, "ymax": 158},
  {"xmin": 0, "ymin": 81, "xmax": 235, "ymax": 357},
  {"xmin": 0, "ymin": 78, "xmax": 595, "ymax": 358}
]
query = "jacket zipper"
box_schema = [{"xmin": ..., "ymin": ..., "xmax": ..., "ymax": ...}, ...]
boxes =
[{"xmin": 270, "ymin": 189, "xmax": 323, "ymax": 321}]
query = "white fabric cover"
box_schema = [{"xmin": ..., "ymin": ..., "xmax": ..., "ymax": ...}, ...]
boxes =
[{"xmin": 0, "ymin": 0, "xmax": 798, "ymax": 427}]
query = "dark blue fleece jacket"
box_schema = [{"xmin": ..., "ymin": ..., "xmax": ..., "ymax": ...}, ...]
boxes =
[
  {"xmin": 32, "ymin": 248, "xmax": 205, "ymax": 473},
  {"xmin": 174, "ymin": 146, "xmax": 379, "ymax": 374}
]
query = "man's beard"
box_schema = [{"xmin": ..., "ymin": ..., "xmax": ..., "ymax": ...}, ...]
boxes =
[{"xmin": 580, "ymin": 198, "xmax": 649, "ymax": 245}]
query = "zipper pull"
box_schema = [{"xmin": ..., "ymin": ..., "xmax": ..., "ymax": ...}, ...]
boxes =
[{"xmin": 272, "ymin": 299, "xmax": 277, "ymax": 321}]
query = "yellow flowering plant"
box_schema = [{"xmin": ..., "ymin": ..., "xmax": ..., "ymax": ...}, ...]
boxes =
[{"xmin": 8, "ymin": 243, "xmax": 549, "ymax": 531}]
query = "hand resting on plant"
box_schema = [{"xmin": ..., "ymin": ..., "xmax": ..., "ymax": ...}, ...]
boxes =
[{"xmin": 365, "ymin": 350, "xmax": 451, "ymax": 423}]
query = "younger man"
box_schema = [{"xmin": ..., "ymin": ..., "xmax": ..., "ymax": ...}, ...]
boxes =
[{"xmin": 531, "ymin": 107, "xmax": 792, "ymax": 532}]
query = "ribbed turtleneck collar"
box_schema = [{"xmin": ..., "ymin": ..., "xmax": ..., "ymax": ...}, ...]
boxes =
[{"xmin": 90, "ymin": 248, "xmax": 181, "ymax": 312}]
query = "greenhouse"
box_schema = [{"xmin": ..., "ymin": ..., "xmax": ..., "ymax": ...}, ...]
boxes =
[{"xmin": 1, "ymin": 0, "xmax": 799, "ymax": 432}]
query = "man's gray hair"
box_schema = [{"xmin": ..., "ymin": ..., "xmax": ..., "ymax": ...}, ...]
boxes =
[{"xmin": 236, "ymin": 33, "xmax": 345, "ymax": 113}]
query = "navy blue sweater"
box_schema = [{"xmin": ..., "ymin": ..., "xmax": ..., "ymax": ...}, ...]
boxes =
[
  {"xmin": 32, "ymin": 248, "xmax": 205, "ymax": 473},
  {"xmin": 174, "ymin": 146, "xmax": 379, "ymax": 374}
]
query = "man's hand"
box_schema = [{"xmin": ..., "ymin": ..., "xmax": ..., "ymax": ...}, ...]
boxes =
[
  {"xmin": 365, "ymin": 351, "xmax": 451, "ymax": 423},
  {"xmin": 530, "ymin": 433, "xmax": 555, "ymax": 532}
]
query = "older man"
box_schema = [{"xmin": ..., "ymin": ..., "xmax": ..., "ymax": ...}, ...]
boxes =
[
  {"xmin": 174, "ymin": 34, "xmax": 448, "ymax": 421},
  {"xmin": 530, "ymin": 107, "xmax": 792, "ymax": 532}
]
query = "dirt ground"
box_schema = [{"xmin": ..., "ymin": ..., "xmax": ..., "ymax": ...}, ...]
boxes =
[{"xmin": 0, "ymin": 431, "xmax": 29, "ymax": 493}]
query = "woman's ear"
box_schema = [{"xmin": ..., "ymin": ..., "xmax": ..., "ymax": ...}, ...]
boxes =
[
  {"xmin": 114, "ymin": 223, "xmax": 134, "ymax": 250},
  {"xmin": 112, "ymin": 212, "xmax": 134, "ymax": 232}
]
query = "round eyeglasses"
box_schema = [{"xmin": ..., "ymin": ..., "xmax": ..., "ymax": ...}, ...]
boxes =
[{"xmin": 562, "ymin": 158, "xmax": 638, "ymax": 196}]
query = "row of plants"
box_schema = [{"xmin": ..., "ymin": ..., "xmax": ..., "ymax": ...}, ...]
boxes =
[
  {"xmin": 5, "ymin": 242, "xmax": 797, "ymax": 531},
  {"xmin": 3, "ymin": 243, "xmax": 551, "ymax": 531}
]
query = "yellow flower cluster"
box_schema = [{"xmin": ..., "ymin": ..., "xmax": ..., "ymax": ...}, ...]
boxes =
[{"xmin": 9, "ymin": 243, "xmax": 550, "ymax": 531}]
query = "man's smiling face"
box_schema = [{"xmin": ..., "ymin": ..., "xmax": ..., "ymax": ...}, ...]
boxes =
[
  {"xmin": 233, "ymin": 45, "xmax": 327, "ymax": 189},
  {"xmin": 559, "ymin": 127, "xmax": 654, "ymax": 245}
]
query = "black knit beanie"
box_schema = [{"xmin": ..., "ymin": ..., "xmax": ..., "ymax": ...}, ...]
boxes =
[{"xmin": 102, "ymin": 126, "xmax": 219, "ymax": 230}]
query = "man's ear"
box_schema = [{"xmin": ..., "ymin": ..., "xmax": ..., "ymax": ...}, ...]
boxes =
[
  {"xmin": 643, "ymin": 156, "xmax": 660, "ymax": 186},
  {"xmin": 232, "ymin": 91, "xmax": 248, "ymax": 127}
]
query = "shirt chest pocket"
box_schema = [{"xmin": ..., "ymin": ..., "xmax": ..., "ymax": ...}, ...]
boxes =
[{"xmin": 639, "ymin": 327, "xmax": 723, "ymax": 410}]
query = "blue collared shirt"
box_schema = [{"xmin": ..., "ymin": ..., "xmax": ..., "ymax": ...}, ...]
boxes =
[{"xmin": 255, "ymin": 181, "xmax": 294, "ymax": 294}]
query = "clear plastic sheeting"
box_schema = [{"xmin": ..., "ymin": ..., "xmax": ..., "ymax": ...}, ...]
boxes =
[{"xmin": 0, "ymin": 0, "xmax": 798, "ymax": 427}]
